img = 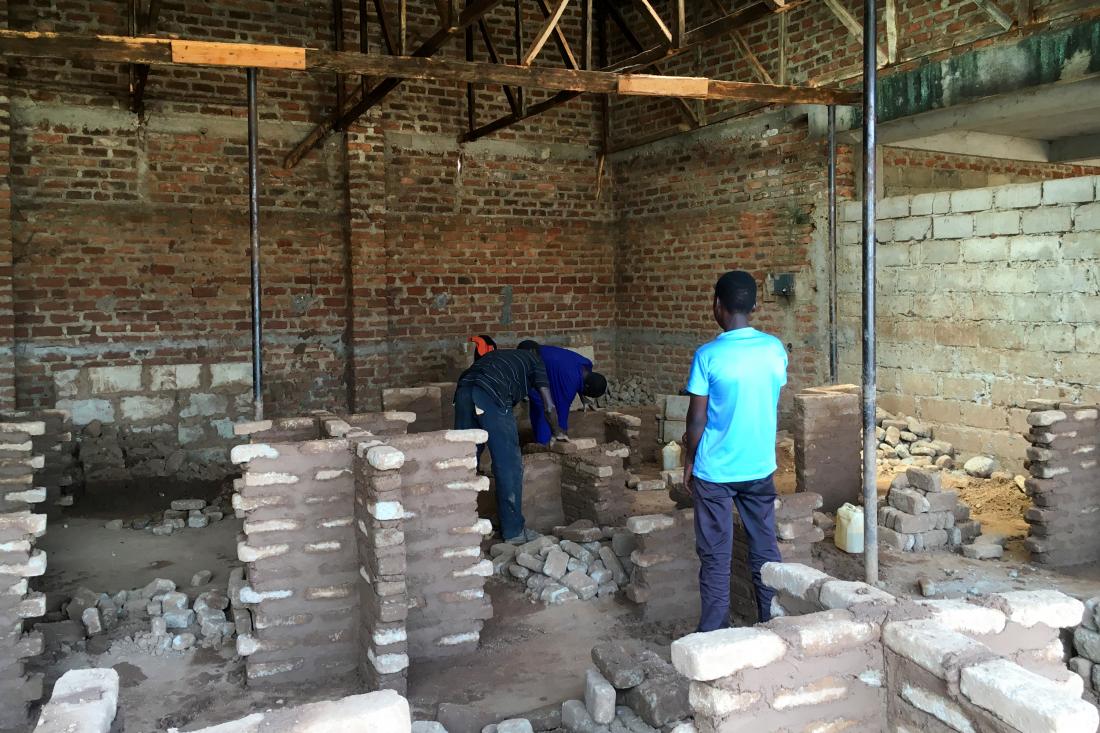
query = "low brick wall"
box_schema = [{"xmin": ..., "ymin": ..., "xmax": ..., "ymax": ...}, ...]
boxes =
[
  {"xmin": 794, "ymin": 385, "xmax": 860, "ymax": 513},
  {"xmin": 624, "ymin": 511, "xmax": 700, "ymax": 624},
  {"xmin": 560, "ymin": 442, "xmax": 629, "ymax": 527},
  {"xmin": 1023, "ymin": 401, "xmax": 1100, "ymax": 567},
  {"xmin": 677, "ymin": 562, "xmax": 1097, "ymax": 733},
  {"xmin": 54, "ymin": 361, "xmax": 255, "ymax": 486},
  {"xmin": 0, "ymin": 418, "xmax": 48, "ymax": 729}
]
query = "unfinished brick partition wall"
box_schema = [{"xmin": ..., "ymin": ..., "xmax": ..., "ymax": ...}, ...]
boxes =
[
  {"xmin": 0, "ymin": 417, "xmax": 48, "ymax": 729},
  {"xmin": 1023, "ymin": 402, "xmax": 1100, "ymax": 567},
  {"xmin": 837, "ymin": 176, "xmax": 1100, "ymax": 470},
  {"xmin": 793, "ymin": 385, "xmax": 861, "ymax": 512},
  {"xmin": 230, "ymin": 412, "xmax": 492, "ymax": 692},
  {"xmin": 674, "ymin": 562, "xmax": 1097, "ymax": 733}
]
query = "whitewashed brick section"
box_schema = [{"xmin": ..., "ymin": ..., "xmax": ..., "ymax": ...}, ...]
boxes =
[
  {"xmin": 989, "ymin": 590, "xmax": 1084, "ymax": 629},
  {"xmin": 34, "ymin": 668, "xmax": 119, "ymax": 733},
  {"xmin": 960, "ymin": 659, "xmax": 1098, "ymax": 733}
]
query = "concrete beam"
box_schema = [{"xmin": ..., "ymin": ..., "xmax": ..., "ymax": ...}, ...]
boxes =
[
  {"xmin": 1049, "ymin": 133, "xmax": 1100, "ymax": 162},
  {"xmin": 881, "ymin": 131, "xmax": 1050, "ymax": 162}
]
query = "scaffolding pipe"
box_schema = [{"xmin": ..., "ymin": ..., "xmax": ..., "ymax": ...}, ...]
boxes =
[
  {"xmin": 247, "ymin": 67, "xmax": 264, "ymax": 421},
  {"xmin": 861, "ymin": 0, "xmax": 878, "ymax": 584},
  {"xmin": 827, "ymin": 104, "xmax": 838, "ymax": 384}
]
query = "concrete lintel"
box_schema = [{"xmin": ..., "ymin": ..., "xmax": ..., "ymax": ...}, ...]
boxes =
[{"xmin": 879, "ymin": 131, "xmax": 1051, "ymax": 162}]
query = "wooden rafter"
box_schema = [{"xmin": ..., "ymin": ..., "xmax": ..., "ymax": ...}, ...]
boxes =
[
  {"xmin": 533, "ymin": 0, "xmax": 579, "ymax": 69},
  {"xmin": 974, "ymin": 0, "xmax": 1015, "ymax": 30},
  {"xmin": 634, "ymin": 0, "xmax": 672, "ymax": 44},
  {"xmin": 478, "ymin": 19, "xmax": 521, "ymax": 114},
  {"xmin": 523, "ymin": 0, "xmax": 571, "ymax": 65},
  {"xmin": 671, "ymin": 0, "xmax": 686, "ymax": 48},
  {"xmin": 463, "ymin": 0, "xmax": 794, "ymax": 140},
  {"xmin": 130, "ymin": 0, "xmax": 161, "ymax": 115},
  {"xmin": 731, "ymin": 29, "xmax": 773, "ymax": 84},
  {"xmin": 285, "ymin": 0, "xmax": 506, "ymax": 167},
  {"xmin": 822, "ymin": 0, "xmax": 887, "ymax": 66}
]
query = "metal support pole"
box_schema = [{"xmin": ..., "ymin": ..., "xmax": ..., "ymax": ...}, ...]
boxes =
[
  {"xmin": 247, "ymin": 68, "xmax": 264, "ymax": 421},
  {"xmin": 828, "ymin": 104, "xmax": 838, "ymax": 385},
  {"xmin": 861, "ymin": 0, "xmax": 878, "ymax": 584}
]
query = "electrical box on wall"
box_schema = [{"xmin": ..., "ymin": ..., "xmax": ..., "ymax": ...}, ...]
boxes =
[{"xmin": 768, "ymin": 273, "xmax": 795, "ymax": 299}]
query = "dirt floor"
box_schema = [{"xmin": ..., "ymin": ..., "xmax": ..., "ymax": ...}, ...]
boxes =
[{"xmin": 22, "ymin": 437, "xmax": 1100, "ymax": 732}]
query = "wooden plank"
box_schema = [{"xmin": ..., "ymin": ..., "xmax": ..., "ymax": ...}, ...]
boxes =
[
  {"xmin": 399, "ymin": 0, "xmax": 407, "ymax": 54},
  {"xmin": 0, "ymin": 30, "xmax": 172, "ymax": 64},
  {"xmin": 885, "ymin": 0, "xmax": 898, "ymax": 63},
  {"xmin": 708, "ymin": 78, "xmax": 860, "ymax": 104},
  {"xmin": 732, "ymin": 29, "xmax": 773, "ymax": 84},
  {"xmin": 634, "ymin": 0, "xmax": 672, "ymax": 44},
  {"xmin": 619, "ymin": 73, "xmax": 708, "ymax": 97},
  {"xmin": 974, "ymin": 0, "xmax": 1014, "ymax": 30},
  {"xmin": 822, "ymin": 0, "xmax": 887, "ymax": 66},
  {"xmin": 172, "ymin": 40, "xmax": 307, "ymax": 69},
  {"xmin": 523, "ymin": 0, "xmax": 571, "ymax": 66}
]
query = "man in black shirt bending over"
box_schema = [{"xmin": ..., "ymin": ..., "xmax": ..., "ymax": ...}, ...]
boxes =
[{"xmin": 455, "ymin": 344, "xmax": 567, "ymax": 544}]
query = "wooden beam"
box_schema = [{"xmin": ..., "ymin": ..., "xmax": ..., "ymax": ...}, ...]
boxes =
[
  {"xmin": 634, "ymin": 0, "xmax": 672, "ymax": 45},
  {"xmin": 822, "ymin": 0, "xmax": 887, "ymax": 67},
  {"xmin": 399, "ymin": 0, "xmax": 407, "ymax": 54},
  {"xmin": 582, "ymin": 0, "xmax": 594, "ymax": 69},
  {"xmin": 523, "ymin": 0, "xmax": 571, "ymax": 66},
  {"xmin": 533, "ymin": 0, "xmax": 580, "ymax": 69},
  {"xmin": 884, "ymin": 0, "xmax": 898, "ymax": 63},
  {"xmin": 974, "ymin": 0, "xmax": 1015, "ymax": 30},
  {"xmin": 373, "ymin": 0, "xmax": 401, "ymax": 55},
  {"xmin": 732, "ymin": 29, "xmax": 773, "ymax": 84},
  {"xmin": 172, "ymin": 40, "xmax": 307, "ymax": 68}
]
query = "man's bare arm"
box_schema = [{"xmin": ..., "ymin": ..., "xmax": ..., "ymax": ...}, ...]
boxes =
[
  {"xmin": 683, "ymin": 394, "xmax": 708, "ymax": 492},
  {"xmin": 539, "ymin": 386, "xmax": 568, "ymax": 440}
]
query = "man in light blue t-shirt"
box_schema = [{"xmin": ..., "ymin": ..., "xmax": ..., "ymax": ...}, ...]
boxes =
[{"xmin": 683, "ymin": 270, "xmax": 788, "ymax": 631}]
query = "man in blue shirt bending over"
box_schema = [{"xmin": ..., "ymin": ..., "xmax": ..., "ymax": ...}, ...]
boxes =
[
  {"xmin": 518, "ymin": 341, "xmax": 607, "ymax": 444},
  {"xmin": 683, "ymin": 270, "xmax": 788, "ymax": 631}
]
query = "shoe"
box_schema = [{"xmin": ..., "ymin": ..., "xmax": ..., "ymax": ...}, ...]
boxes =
[{"xmin": 505, "ymin": 528, "xmax": 541, "ymax": 545}]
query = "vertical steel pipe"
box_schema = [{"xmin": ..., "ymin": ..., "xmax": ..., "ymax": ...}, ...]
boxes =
[
  {"xmin": 828, "ymin": 104, "xmax": 838, "ymax": 385},
  {"xmin": 247, "ymin": 68, "xmax": 264, "ymax": 421},
  {"xmin": 861, "ymin": 0, "xmax": 878, "ymax": 584}
]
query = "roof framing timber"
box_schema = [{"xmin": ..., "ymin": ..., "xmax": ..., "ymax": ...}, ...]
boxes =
[{"xmin": 0, "ymin": 25, "xmax": 858, "ymax": 152}]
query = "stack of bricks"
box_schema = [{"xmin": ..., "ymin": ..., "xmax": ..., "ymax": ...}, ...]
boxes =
[
  {"xmin": 560, "ymin": 441, "xmax": 630, "ymax": 527},
  {"xmin": 354, "ymin": 439, "xmax": 411, "ymax": 694},
  {"xmin": 624, "ymin": 511, "xmax": 700, "ymax": 624},
  {"xmin": 230, "ymin": 433, "xmax": 358, "ymax": 687},
  {"xmin": 0, "ymin": 417, "xmax": 47, "ymax": 728},
  {"xmin": 878, "ymin": 468, "xmax": 980, "ymax": 552},
  {"xmin": 353, "ymin": 429, "xmax": 494, "ymax": 693},
  {"xmin": 0, "ymin": 410, "xmax": 75, "ymax": 517},
  {"xmin": 604, "ymin": 412, "xmax": 643, "ymax": 469},
  {"xmin": 656, "ymin": 396, "xmax": 688, "ymax": 445},
  {"xmin": 1023, "ymin": 401, "xmax": 1100, "ymax": 567},
  {"xmin": 730, "ymin": 492, "xmax": 824, "ymax": 623},
  {"xmin": 794, "ymin": 385, "xmax": 861, "ymax": 513}
]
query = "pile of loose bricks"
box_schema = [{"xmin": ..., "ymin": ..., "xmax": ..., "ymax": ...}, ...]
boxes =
[
  {"xmin": 32, "ymin": 668, "xmax": 412, "ymax": 733},
  {"xmin": 0, "ymin": 417, "xmax": 48, "ymax": 729},
  {"xmin": 230, "ymin": 409, "xmax": 493, "ymax": 694},
  {"xmin": 875, "ymin": 409, "xmax": 957, "ymax": 469},
  {"xmin": 793, "ymin": 385, "xmax": 861, "ymax": 512},
  {"xmin": 1022, "ymin": 401, "xmax": 1100, "ymax": 567},
  {"xmin": 878, "ymin": 467, "xmax": 982, "ymax": 552},
  {"xmin": 677, "ymin": 561, "xmax": 1097, "ymax": 733}
]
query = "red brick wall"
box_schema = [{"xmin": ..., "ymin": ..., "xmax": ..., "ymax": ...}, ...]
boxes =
[
  {"xmin": 6, "ymin": 0, "xmax": 610, "ymax": 416},
  {"xmin": 0, "ymin": 0, "xmax": 12, "ymax": 410}
]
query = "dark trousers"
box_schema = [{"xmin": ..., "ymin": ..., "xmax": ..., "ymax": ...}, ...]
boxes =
[
  {"xmin": 693, "ymin": 474, "xmax": 782, "ymax": 632},
  {"xmin": 454, "ymin": 384, "xmax": 526, "ymax": 540}
]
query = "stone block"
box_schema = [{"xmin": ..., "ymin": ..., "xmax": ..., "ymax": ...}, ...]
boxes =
[
  {"xmin": 1043, "ymin": 177, "xmax": 1095, "ymax": 205},
  {"xmin": 960, "ymin": 658, "xmax": 1098, "ymax": 733},
  {"xmin": 1077, "ymin": 201, "xmax": 1100, "ymax": 231},
  {"xmin": 34, "ymin": 668, "xmax": 119, "ymax": 733},
  {"xmin": 991, "ymin": 590, "xmax": 1084, "ymax": 629},
  {"xmin": 950, "ymin": 188, "xmax": 993, "ymax": 213},
  {"xmin": 210, "ymin": 363, "xmax": 253, "ymax": 389},
  {"xmin": 670, "ymin": 628, "xmax": 786, "ymax": 681},
  {"xmin": 993, "ymin": 182, "xmax": 1041, "ymax": 209},
  {"xmin": 932, "ymin": 214, "xmax": 973, "ymax": 239},
  {"xmin": 585, "ymin": 669, "xmax": 615, "ymax": 724},
  {"xmin": 88, "ymin": 366, "xmax": 142, "ymax": 394},
  {"xmin": 591, "ymin": 643, "xmax": 645, "ymax": 690},
  {"xmin": 819, "ymin": 581, "xmax": 895, "ymax": 609},
  {"xmin": 1021, "ymin": 206, "xmax": 1072, "ymax": 234},
  {"xmin": 883, "ymin": 620, "xmax": 985, "ymax": 680},
  {"xmin": 760, "ymin": 562, "xmax": 827, "ymax": 601},
  {"xmin": 56, "ymin": 400, "xmax": 115, "ymax": 426},
  {"xmin": 119, "ymin": 396, "xmax": 174, "ymax": 422}
]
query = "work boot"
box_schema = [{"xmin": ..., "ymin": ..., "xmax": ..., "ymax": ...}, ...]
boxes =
[{"xmin": 505, "ymin": 528, "xmax": 541, "ymax": 545}]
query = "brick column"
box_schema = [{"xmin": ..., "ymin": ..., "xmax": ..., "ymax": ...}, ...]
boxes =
[{"xmin": 0, "ymin": 0, "xmax": 14, "ymax": 411}]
